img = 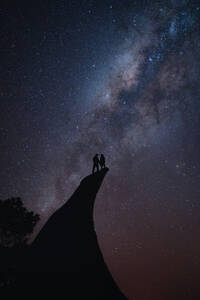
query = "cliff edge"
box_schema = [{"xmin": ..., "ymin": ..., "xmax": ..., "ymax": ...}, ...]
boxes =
[{"xmin": 27, "ymin": 168, "xmax": 127, "ymax": 299}]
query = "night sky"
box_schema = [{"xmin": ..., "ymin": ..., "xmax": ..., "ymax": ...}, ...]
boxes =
[{"xmin": 1, "ymin": 0, "xmax": 200, "ymax": 299}]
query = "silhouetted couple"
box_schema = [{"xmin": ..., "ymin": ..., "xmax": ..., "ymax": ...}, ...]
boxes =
[{"xmin": 92, "ymin": 154, "xmax": 106, "ymax": 174}]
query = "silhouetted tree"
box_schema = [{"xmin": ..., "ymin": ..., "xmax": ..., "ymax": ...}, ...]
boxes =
[
  {"xmin": 0, "ymin": 197, "xmax": 39, "ymax": 288},
  {"xmin": 0, "ymin": 197, "xmax": 39, "ymax": 248}
]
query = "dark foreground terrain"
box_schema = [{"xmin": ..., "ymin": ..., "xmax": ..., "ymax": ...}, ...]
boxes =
[{"xmin": 4, "ymin": 168, "xmax": 127, "ymax": 299}]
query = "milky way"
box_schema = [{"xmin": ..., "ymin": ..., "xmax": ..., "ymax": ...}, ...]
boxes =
[{"xmin": 0, "ymin": 1, "xmax": 200, "ymax": 299}]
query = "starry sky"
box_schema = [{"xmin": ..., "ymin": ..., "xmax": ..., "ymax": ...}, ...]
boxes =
[{"xmin": 0, "ymin": 0, "xmax": 200, "ymax": 299}]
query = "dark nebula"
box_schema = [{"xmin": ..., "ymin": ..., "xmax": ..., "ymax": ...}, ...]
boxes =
[{"xmin": 0, "ymin": 1, "xmax": 200, "ymax": 299}]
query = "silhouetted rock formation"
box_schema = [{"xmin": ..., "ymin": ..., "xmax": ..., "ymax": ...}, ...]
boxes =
[{"xmin": 23, "ymin": 168, "xmax": 127, "ymax": 299}]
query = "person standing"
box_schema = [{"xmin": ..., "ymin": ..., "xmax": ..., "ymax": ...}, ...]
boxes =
[
  {"xmin": 99, "ymin": 154, "xmax": 106, "ymax": 169},
  {"xmin": 92, "ymin": 154, "xmax": 100, "ymax": 173}
]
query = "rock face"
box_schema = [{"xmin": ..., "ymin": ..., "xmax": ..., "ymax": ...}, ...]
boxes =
[{"xmin": 28, "ymin": 168, "xmax": 127, "ymax": 299}]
